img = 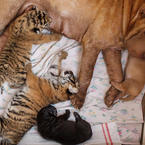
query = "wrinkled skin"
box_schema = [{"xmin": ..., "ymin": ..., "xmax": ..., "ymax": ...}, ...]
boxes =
[{"xmin": 0, "ymin": 0, "xmax": 145, "ymax": 108}]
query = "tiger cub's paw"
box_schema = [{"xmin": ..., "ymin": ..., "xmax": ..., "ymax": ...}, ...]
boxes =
[
  {"xmin": 51, "ymin": 33, "xmax": 62, "ymax": 41},
  {"xmin": 0, "ymin": 139, "xmax": 12, "ymax": 145},
  {"xmin": 25, "ymin": 63, "xmax": 32, "ymax": 71}
]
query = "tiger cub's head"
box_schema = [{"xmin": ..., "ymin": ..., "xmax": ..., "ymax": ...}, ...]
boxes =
[
  {"xmin": 60, "ymin": 70, "xmax": 79, "ymax": 95},
  {"xmin": 11, "ymin": 7, "xmax": 51, "ymax": 37},
  {"xmin": 47, "ymin": 65, "xmax": 79, "ymax": 95}
]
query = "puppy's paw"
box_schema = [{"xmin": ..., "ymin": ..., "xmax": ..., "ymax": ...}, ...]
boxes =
[
  {"xmin": 73, "ymin": 112, "xmax": 81, "ymax": 121},
  {"xmin": 65, "ymin": 109, "xmax": 70, "ymax": 117},
  {"xmin": 65, "ymin": 109, "xmax": 70, "ymax": 115}
]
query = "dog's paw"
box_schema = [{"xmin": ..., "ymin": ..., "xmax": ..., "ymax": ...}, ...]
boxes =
[
  {"xmin": 70, "ymin": 93, "xmax": 85, "ymax": 109},
  {"xmin": 111, "ymin": 81, "xmax": 124, "ymax": 92},
  {"xmin": 104, "ymin": 86, "xmax": 120, "ymax": 107}
]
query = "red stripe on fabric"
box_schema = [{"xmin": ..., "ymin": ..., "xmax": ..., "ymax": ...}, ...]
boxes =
[
  {"xmin": 105, "ymin": 123, "xmax": 113, "ymax": 145},
  {"xmin": 101, "ymin": 124, "xmax": 109, "ymax": 145}
]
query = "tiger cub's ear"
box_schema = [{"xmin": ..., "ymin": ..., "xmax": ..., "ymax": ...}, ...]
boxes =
[
  {"xmin": 24, "ymin": 5, "xmax": 36, "ymax": 12},
  {"xmin": 17, "ymin": 5, "xmax": 36, "ymax": 17}
]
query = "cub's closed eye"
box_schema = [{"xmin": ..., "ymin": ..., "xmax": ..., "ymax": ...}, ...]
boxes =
[{"xmin": 32, "ymin": 28, "xmax": 40, "ymax": 33}]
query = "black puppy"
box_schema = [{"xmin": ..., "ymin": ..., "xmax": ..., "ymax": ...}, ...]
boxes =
[{"xmin": 37, "ymin": 105, "xmax": 92, "ymax": 145}]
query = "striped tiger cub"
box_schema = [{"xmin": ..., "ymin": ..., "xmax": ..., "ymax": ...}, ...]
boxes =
[
  {"xmin": 0, "ymin": 63, "xmax": 79, "ymax": 145},
  {"xmin": 0, "ymin": 7, "xmax": 61, "ymax": 89}
]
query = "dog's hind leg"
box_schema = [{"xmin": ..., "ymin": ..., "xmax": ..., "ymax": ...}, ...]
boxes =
[{"xmin": 111, "ymin": 81, "xmax": 125, "ymax": 92}]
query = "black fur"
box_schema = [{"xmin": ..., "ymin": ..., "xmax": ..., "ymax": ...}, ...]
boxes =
[{"xmin": 37, "ymin": 105, "xmax": 92, "ymax": 145}]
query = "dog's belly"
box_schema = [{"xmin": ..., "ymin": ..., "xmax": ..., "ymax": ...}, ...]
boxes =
[
  {"xmin": 46, "ymin": 0, "xmax": 124, "ymax": 47},
  {"xmin": 126, "ymin": 56, "xmax": 145, "ymax": 83},
  {"xmin": 23, "ymin": 0, "xmax": 99, "ymax": 41},
  {"xmin": 46, "ymin": 0, "xmax": 123, "ymax": 45},
  {"xmin": 22, "ymin": 0, "xmax": 145, "ymax": 47},
  {"xmin": 82, "ymin": 0, "xmax": 124, "ymax": 49}
]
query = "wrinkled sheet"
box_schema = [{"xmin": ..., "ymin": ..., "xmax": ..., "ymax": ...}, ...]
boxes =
[{"xmin": 0, "ymin": 36, "xmax": 144, "ymax": 144}]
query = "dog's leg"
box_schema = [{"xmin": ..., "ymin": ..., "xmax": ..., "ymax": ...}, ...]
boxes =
[
  {"xmin": 113, "ymin": 79, "xmax": 143, "ymax": 101},
  {"xmin": 111, "ymin": 81, "xmax": 128, "ymax": 101},
  {"xmin": 111, "ymin": 81, "xmax": 125, "ymax": 92},
  {"xmin": 70, "ymin": 39, "xmax": 101, "ymax": 109},
  {"xmin": 103, "ymin": 48, "xmax": 123, "ymax": 107}
]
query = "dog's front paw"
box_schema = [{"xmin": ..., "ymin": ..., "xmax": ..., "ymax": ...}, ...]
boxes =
[
  {"xmin": 104, "ymin": 86, "xmax": 120, "ymax": 107},
  {"xmin": 70, "ymin": 93, "xmax": 85, "ymax": 109}
]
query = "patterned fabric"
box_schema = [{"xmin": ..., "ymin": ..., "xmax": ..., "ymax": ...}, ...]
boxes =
[
  {"xmin": 117, "ymin": 123, "xmax": 142, "ymax": 145},
  {"xmin": 0, "ymin": 36, "xmax": 143, "ymax": 144},
  {"xmin": 19, "ymin": 122, "xmax": 121, "ymax": 145}
]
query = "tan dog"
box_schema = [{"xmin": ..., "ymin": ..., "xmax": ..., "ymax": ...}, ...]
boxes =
[
  {"xmin": 0, "ymin": 0, "xmax": 145, "ymax": 108},
  {"xmin": 112, "ymin": 32, "xmax": 145, "ymax": 101}
]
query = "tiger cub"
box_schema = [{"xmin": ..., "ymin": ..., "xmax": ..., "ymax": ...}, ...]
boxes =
[
  {"xmin": 0, "ymin": 64, "xmax": 79, "ymax": 145},
  {"xmin": 0, "ymin": 7, "xmax": 61, "ymax": 88}
]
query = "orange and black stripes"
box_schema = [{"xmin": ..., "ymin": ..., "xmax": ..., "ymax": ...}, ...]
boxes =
[
  {"xmin": 0, "ymin": 64, "xmax": 78, "ymax": 145},
  {"xmin": 0, "ymin": 7, "xmax": 50, "ymax": 89},
  {"xmin": 0, "ymin": 7, "xmax": 63, "ymax": 145}
]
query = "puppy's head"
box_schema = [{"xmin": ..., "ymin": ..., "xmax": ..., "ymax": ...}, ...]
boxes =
[
  {"xmin": 37, "ymin": 105, "xmax": 57, "ymax": 125},
  {"xmin": 37, "ymin": 105, "xmax": 58, "ymax": 138}
]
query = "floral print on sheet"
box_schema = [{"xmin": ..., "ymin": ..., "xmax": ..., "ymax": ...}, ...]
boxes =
[{"xmin": 117, "ymin": 123, "xmax": 142, "ymax": 144}]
